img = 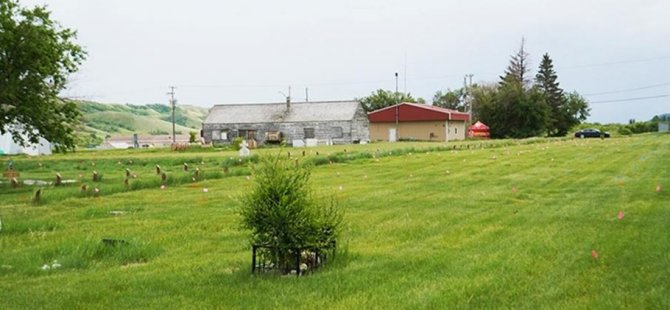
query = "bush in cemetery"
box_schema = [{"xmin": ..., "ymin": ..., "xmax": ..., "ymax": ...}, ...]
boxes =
[{"xmin": 239, "ymin": 153, "xmax": 343, "ymax": 273}]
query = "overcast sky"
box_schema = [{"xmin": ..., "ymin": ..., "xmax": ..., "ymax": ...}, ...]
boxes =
[{"xmin": 23, "ymin": 0, "xmax": 670, "ymax": 123}]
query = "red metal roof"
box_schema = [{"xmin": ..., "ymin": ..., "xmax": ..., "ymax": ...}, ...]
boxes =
[{"xmin": 368, "ymin": 102, "xmax": 470, "ymax": 122}]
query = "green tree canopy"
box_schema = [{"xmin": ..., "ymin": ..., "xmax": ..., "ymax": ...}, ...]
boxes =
[
  {"xmin": 358, "ymin": 89, "xmax": 420, "ymax": 112},
  {"xmin": 433, "ymin": 88, "xmax": 466, "ymax": 111},
  {"xmin": 0, "ymin": 0, "xmax": 86, "ymax": 151}
]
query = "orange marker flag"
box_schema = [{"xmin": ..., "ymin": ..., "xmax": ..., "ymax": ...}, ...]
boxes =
[{"xmin": 591, "ymin": 250, "xmax": 599, "ymax": 259}]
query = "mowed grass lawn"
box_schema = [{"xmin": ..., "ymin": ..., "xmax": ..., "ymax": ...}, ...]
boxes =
[{"xmin": 0, "ymin": 135, "xmax": 669, "ymax": 309}]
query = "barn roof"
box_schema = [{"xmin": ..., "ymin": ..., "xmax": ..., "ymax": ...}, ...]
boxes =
[
  {"xmin": 368, "ymin": 102, "xmax": 470, "ymax": 122},
  {"xmin": 203, "ymin": 100, "xmax": 361, "ymax": 124}
]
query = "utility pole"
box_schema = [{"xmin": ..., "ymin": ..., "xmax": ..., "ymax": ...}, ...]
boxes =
[
  {"xmin": 464, "ymin": 74, "xmax": 474, "ymax": 119},
  {"xmin": 305, "ymin": 88, "xmax": 309, "ymax": 102},
  {"xmin": 394, "ymin": 72, "xmax": 399, "ymax": 95},
  {"xmin": 167, "ymin": 86, "xmax": 177, "ymax": 144}
]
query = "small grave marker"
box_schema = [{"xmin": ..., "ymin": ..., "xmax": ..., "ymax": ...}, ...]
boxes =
[
  {"xmin": 102, "ymin": 238, "xmax": 127, "ymax": 246},
  {"xmin": 183, "ymin": 163, "xmax": 189, "ymax": 171},
  {"xmin": 55, "ymin": 173, "xmax": 62, "ymax": 186},
  {"xmin": 32, "ymin": 188, "xmax": 42, "ymax": 203}
]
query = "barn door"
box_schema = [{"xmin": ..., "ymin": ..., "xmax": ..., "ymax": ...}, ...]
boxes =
[{"xmin": 389, "ymin": 128, "xmax": 397, "ymax": 142}]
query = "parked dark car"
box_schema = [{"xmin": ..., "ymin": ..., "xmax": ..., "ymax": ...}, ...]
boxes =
[{"xmin": 574, "ymin": 128, "xmax": 610, "ymax": 138}]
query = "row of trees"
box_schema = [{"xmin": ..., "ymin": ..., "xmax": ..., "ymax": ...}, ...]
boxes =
[
  {"xmin": 471, "ymin": 40, "xmax": 590, "ymax": 138},
  {"xmin": 359, "ymin": 40, "xmax": 590, "ymax": 138}
]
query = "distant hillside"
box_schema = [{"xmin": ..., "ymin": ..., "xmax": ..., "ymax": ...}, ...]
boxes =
[{"xmin": 73, "ymin": 100, "xmax": 209, "ymax": 147}]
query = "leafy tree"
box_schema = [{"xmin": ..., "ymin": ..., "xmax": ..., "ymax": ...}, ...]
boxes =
[
  {"xmin": 433, "ymin": 88, "xmax": 466, "ymax": 111},
  {"xmin": 500, "ymin": 38, "xmax": 531, "ymax": 88},
  {"xmin": 359, "ymin": 89, "xmax": 419, "ymax": 112},
  {"xmin": 239, "ymin": 153, "xmax": 343, "ymax": 273},
  {"xmin": 0, "ymin": 0, "xmax": 86, "ymax": 151},
  {"xmin": 562, "ymin": 91, "xmax": 590, "ymax": 133},
  {"xmin": 188, "ymin": 131, "xmax": 197, "ymax": 143}
]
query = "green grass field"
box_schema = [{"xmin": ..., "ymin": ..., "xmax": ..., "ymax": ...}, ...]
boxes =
[{"xmin": 1, "ymin": 135, "xmax": 669, "ymax": 308}]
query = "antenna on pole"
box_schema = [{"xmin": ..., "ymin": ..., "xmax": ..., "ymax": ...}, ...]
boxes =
[
  {"xmin": 403, "ymin": 52, "xmax": 407, "ymax": 93},
  {"xmin": 305, "ymin": 88, "xmax": 309, "ymax": 102},
  {"xmin": 167, "ymin": 86, "xmax": 177, "ymax": 144}
]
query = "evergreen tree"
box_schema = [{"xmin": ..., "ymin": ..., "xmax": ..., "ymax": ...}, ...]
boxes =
[
  {"xmin": 500, "ymin": 38, "xmax": 531, "ymax": 88},
  {"xmin": 535, "ymin": 53, "xmax": 566, "ymax": 136},
  {"xmin": 535, "ymin": 54, "xmax": 589, "ymax": 136}
]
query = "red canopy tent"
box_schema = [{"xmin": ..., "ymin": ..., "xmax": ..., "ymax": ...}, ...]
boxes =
[{"xmin": 467, "ymin": 121, "xmax": 490, "ymax": 139}]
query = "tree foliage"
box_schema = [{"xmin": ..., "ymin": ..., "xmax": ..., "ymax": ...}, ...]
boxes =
[
  {"xmin": 472, "ymin": 81, "xmax": 549, "ymax": 139},
  {"xmin": 471, "ymin": 42, "xmax": 589, "ymax": 139},
  {"xmin": 535, "ymin": 54, "xmax": 590, "ymax": 136},
  {"xmin": 500, "ymin": 38, "xmax": 531, "ymax": 88},
  {"xmin": 239, "ymin": 153, "xmax": 343, "ymax": 271},
  {"xmin": 0, "ymin": 0, "xmax": 86, "ymax": 151},
  {"xmin": 433, "ymin": 88, "xmax": 466, "ymax": 111},
  {"xmin": 359, "ymin": 89, "xmax": 420, "ymax": 112}
]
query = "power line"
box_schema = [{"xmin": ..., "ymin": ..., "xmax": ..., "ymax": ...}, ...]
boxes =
[
  {"xmin": 589, "ymin": 94, "xmax": 670, "ymax": 104},
  {"xmin": 558, "ymin": 56, "xmax": 670, "ymax": 70},
  {"xmin": 584, "ymin": 82, "xmax": 670, "ymax": 96}
]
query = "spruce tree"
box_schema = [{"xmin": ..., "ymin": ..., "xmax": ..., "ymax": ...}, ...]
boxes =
[
  {"xmin": 535, "ymin": 53, "xmax": 566, "ymax": 136},
  {"xmin": 500, "ymin": 38, "xmax": 531, "ymax": 88}
]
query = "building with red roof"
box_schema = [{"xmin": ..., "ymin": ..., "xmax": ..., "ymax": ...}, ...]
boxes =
[{"xmin": 367, "ymin": 102, "xmax": 470, "ymax": 142}]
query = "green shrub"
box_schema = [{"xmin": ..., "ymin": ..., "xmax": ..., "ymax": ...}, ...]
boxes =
[
  {"xmin": 232, "ymin": 137, "xmax": 244, "ymax": 150},
  {"xmin": 238, "ymin": 152, "xmax": 343, "ymax": 274}
]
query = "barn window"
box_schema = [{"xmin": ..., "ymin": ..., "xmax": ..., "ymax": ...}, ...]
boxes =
[
  {"xmin": 221, "ymin": 131, "xmax": 228, "ymax": 141},
  {"xmin": 304, "ymin": 128, "xmax": 315, "ymax": 139},
  {"xmin": 331, "ymin": 127, "xmax": 343, "ymax": 138},
  {"xmin": 212, "ymin": 130, "xmax": 221, "ymax": 140}
]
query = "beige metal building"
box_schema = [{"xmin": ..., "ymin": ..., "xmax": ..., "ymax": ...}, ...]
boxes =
[{"xmin": 368, "ymin": 103, "xmax": 470, "ymax": 142}]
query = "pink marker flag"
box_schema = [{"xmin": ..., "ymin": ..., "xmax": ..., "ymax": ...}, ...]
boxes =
[
  {"xmin": 591, "ymin": 250, "xmax": 599, "ymax": 259},
  {"xmin": 617, "ymin": 211, "xmax": 624, "ymax": 220}
]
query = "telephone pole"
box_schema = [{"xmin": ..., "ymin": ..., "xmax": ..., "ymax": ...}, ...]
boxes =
[
  {"xmin": 464, "ymin": 74, "xmax": 474, "ymax": 119},
  {"xmin": 167, "ymin": 86, "xmax": 177, "ymax": 144}
]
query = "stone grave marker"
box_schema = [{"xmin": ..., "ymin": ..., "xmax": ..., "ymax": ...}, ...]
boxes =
[{"xmin": 239, "ymin": 140, "xmax": 250, "ymax": 157}]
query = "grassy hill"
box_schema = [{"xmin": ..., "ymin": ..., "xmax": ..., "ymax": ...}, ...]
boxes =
[
  {"xmin": 0, "ymin": 135, "xmax": 669, "ymax": 308},
  {"xmin": 74, "ymin": 100, "xmax": 209, "ymax": 146}
]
